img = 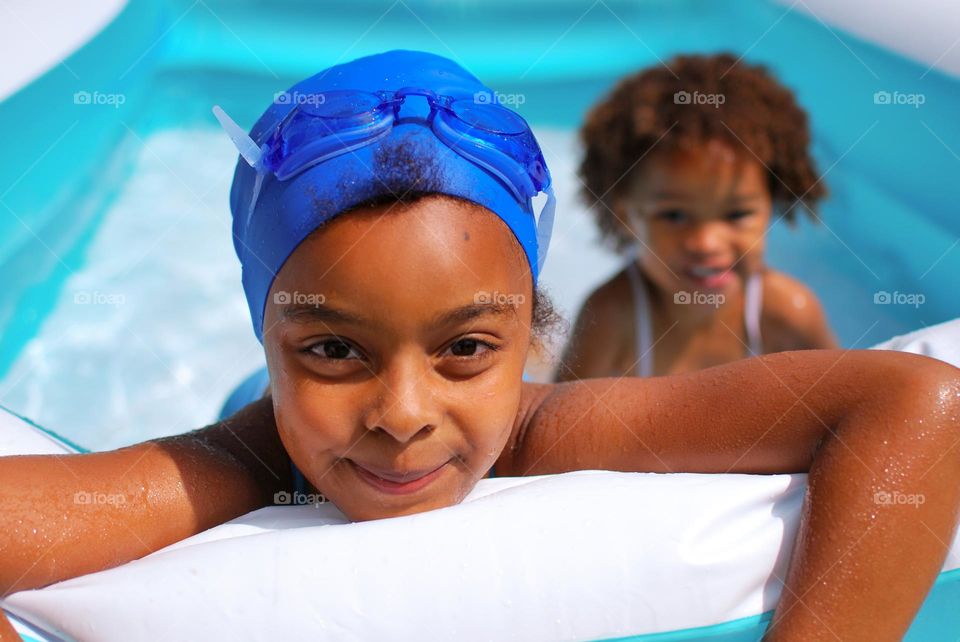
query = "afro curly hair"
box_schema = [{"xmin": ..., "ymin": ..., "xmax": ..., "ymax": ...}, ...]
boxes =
[{"xmin": 578, "ymin": 52, "xmax": 827, "ymax": 254}]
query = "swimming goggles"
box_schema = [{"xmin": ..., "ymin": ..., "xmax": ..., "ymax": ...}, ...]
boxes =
[{"xmin": 213, "ymin": 87, "xmax": 555, "ymax": 273}]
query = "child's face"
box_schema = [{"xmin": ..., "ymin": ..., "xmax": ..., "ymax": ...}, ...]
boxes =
[
  {"xmin": 261, "ymin": 197, "xmax": 533, "ymax": 521},
  {"xmin": 619, "ymin": 140, "xmax": 773, "ymax": 295}
]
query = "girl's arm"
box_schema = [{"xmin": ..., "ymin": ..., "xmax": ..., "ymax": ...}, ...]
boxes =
[
  {"xmin": 507, "ymin": 349, "xmax": 960, "ymax": 641},
  {"xmin": 0, "ymin": 609, "xmax": 16, "ymax": 640},
  {"xmin": 0, "ymin": 396, "xmax": 289, "ymax": 598}
]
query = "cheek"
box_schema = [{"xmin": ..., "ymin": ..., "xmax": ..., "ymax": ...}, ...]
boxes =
[
  {"xmin": 644, "ymin": 223, "xmax": 681, "ymax": 256},
  {"xmin": 734, "ymin": 213, "xmax": 772, "ymax": 257},
  {"xmin": 737, "ymin": 232, "xmax": 766, "ymax": 257},
  {"xmin": 466, "ymin": 393, "xmax": 518, "ymax": 434},
  {"xmin": 264, "ymin": 343, "xmax": 359, "ymax": 458},
  {"xmin": 640, "ymin": 225, "xmax": 686, "ymax": 281},
  {"xmin": 443, "ymin": 376, "xmax": 522, "ymax": 473},
  {"xmin": 453, "ymin": 377, "xmax": 521, "ymax": 433},
  {"xmin": 272, "ymin": 380, "xmax": 357, "ymax": 466}
]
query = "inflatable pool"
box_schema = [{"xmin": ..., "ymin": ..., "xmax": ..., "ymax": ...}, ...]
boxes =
[
  {"xmin": 2, "ymin": 1, "xmax": 960, "ymax": 640},
  {"xmin": 4, "ymin": 319, "xmax": 960, "ymax": 641},
  {"xmin": 1, "ymin": 0, "xmax": 960, "ymax": 448}
]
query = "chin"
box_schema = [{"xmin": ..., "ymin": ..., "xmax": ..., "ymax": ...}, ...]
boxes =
[{"xmin": 336, "ymin": 478, "xmax": 476, "ymax": 522}]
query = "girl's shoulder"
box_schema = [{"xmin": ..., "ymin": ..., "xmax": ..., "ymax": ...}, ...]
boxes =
[
  {"xmin": 758, "ymin": 269, "xmax": 836, "ymax": 350},
  {"xmin": 554, "ymin": 268, "xmax": 636, "ymax": 381},
  {"xmin": 583, "ymin": 267, "xmax": 634, "ymax": 318},
  {"xmin": 493, "ymin": 381, "xmax": 555, "ymax": 476}
]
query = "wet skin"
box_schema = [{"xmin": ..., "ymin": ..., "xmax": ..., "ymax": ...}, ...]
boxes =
[{"xmin": 1, "ymin": 196, "xmax": 958, "ymax": 641}]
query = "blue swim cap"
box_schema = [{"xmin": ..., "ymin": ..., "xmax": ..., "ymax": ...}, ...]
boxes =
[{"xmin": 221, "ymin": 50, "xmax": 554, "ymax": 342}]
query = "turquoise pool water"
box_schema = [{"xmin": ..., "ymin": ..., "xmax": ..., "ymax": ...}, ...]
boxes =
[{"xmin": 1, "ymin": 0, "xmax": 958, "ymax": 448}]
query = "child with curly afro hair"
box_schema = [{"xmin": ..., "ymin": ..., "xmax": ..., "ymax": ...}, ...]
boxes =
[{"xmin": 557, "ymin": 53, "xmax": 838, "ymax": 381}]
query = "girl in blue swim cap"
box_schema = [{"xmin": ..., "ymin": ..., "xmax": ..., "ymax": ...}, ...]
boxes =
[
  {"xmin": 212, "ymin": 48, "xmax": 561, "ymax": 519},
  {"xmin": 2, "ymin": 50, "xmax": 960, "ymax": 640}
]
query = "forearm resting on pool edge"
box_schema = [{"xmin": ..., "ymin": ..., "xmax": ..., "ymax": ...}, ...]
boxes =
[
  {"xmin": 0, "ymin": 396, "xmax": 288, "ymax": 597},
  {"xmin": 764, "ymin": 358, "xmax": 960, "ymax": 641}
]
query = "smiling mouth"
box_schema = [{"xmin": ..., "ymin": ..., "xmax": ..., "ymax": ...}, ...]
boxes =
[
  {"xmin": 683, "ymin": 264, "xmax": 735, "ymax": 289},
  {"xmin": 686, "ymin": 264, "xmax": 731, "ymax": 278},
  {"xmin": 348, "ymin": 459, "xmax": 451, "ymax": 495}
]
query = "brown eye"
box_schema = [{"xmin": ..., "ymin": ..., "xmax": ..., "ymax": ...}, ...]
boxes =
[
  {"xmin": 451, "ymin": 338, "xmax": 479, "ymax": 356},
  {"xmin": 656, "ymin": 209, "xmax": 687, "ymax": 224},
  {"xmin": 726, "ymin": 209, "xmax": 755, "ymax": 222},
  {"xmin": 446, "ymin": 338, "xmax": 497, "ymax": 359},
  {"xmin": 309, "ymin": 339, "xmax": 362, "ymax": 360}
]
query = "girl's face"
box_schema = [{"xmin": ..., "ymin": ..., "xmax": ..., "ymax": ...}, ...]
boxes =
[
  {"xmin": 262, "ymin": 196, "xmax": 533, "ymax": 521},
  {"xmin": 618, "ymin": 140, "xmax": 773, "ymax": 297}
]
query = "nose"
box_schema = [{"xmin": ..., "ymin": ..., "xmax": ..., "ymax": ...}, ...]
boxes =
[
  {"xmin": 364, "ymin": 354, "xmax": 442, "ymax": 443},
  {"xmin": 682, "ymin": 221, "xmax": 727, "ymax": 257}
]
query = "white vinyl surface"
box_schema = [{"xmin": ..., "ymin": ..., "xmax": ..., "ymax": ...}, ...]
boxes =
[{"xmin": 0, "ymin": 0, "xmax": 128, "ymax": 100}]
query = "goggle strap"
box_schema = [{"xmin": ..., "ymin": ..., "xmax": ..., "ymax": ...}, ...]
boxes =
[
  {"xmin": 536, "ymin": 184, "xmax": 556, "ymax": 275},
  {"xmin": 246, "ymin": 171, "xmax": 265, "ymax": 230},
  {"xmin": 212, "ymin": 105, "xmax": 265, "ymax": 170}
]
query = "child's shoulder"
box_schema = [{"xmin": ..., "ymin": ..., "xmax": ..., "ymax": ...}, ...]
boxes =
[
  {"xmin": 571, "ymin": 267, "xmax": 635, "ymax": 344},
  {"xmin": 759, "ymin": 270, "xmax": 835, "ymax": 351},
  {"xmin": 584, "ymin": 267, "xmax": 633, "ymax": 314},
  {"xmin": 494, "ymin": 381, "xmax": 554, "ymax": 475},
  {"xmin": 554, "ymin": 269, "xmax": 636, "ymax": 382}
]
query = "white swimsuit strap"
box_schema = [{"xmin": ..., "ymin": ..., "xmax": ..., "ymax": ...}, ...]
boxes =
[
  {"xmin": 744, "ymin": 272, "xmax": 764, "ymax": 356},
  {"xmin": 629, "ymin": 260, "xmax": 763, "ymax": 375},
  {"xmin": 627, "ymin": 261, "xmax": 654, "ymax": 378}
]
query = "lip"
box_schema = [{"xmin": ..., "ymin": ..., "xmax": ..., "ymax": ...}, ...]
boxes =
[
  {"xmin": 349, "ymin": 459, "xmax": 450, "ymax": 495},
  {"xmin": 683, "ymin": 264, "xmax": 734, "ymax": 290}
]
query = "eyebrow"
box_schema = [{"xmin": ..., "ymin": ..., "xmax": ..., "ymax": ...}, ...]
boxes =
[
  {"xmin": 281, "ymin": 301, "xmax": 519, "ymax": 329},
  {"xmin": 432, "ymin": 302, "xmax": 520, "ymax": 326},
  {"xmin": 283, "ymin": 303, "xmax": 369, "ymax": 327}
]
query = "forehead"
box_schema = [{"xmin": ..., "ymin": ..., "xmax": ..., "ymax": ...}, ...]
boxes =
[
  {"xmin": 629, "ymin": 140, "xmax": 768, "ymax": 198},
  {"xmin": 268, "ymin": 196, "xmax": 531, "ymax": 325}
]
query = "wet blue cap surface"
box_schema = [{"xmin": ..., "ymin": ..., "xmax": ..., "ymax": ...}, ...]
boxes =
[{"xmin": 229, "ymin": 50, "xmax": 544, "ymax": 342}]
